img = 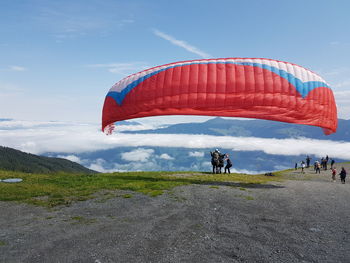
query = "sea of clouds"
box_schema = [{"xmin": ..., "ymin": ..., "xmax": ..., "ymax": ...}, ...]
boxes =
[
  {"xmin": 1, "ymin": 119, "xmax": 349, "ymax": 173},
  {"xmin": 1, "ymin": 119, "xmax": 350, "ymax": 158}
]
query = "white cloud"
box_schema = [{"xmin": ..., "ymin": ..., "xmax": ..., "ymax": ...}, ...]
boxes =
[
  {"xmin": 0, "ymin": 119, "xmax": 68, "ymax": 129},
  {"xmin": 115, "ymin": 160, "xmax": 161, "ymax": 172},
  {"xmin": 133, "ymin": 115, "xmax": 213, "ymax": 126},
  {"xmin": 189, "ymin": 151, "xmax": 205, "ymax": 157},
  {"xmin": 121, "ymin": 148, "xmax": 154, "ymax": 162},
  {"xmin": 88, "ymin": 158, "xmax": 155, "ymax": 173},
  {"xmin": 333, "ymin": 81, "xmax": 350, "ymax": 89},
  {"xmin": 89, "ymin": 163, "xmax": 108, "ymax": 173},
  {"xmin": 334, "ymin": 90, "xmax": 350, "ymax": 103},
  {"xmin": 318, "ymin": 67, "xmax": 350, "ymax": 120},
  {"xmin": 114, "ymin": 123, "xmax": 161, "ymax": 132},
  {"xmin": 57, "ymin": 154, "xmax": 82, "ymax": 164},
  {"xmin": 1, "ymin": 120, "xmax": 350, "ymax": 161},
  {"xmin": 87, "ymin": 62, "xmax": 149, "ymax": 76},
  {"xmin": 332, "ymin": 84, "xmax": 350, "ymax": 118},
  {"xmin": 0, "ymin": 66, "xmax": 27, "ymax": 72},
  {"xmin": 273, "ymin": 165, "xmax": 291, "ymax": 171},
  {"xmin": 89, "ymin": 158, "xmax": 161, "ymax": 173},
  {"xmin": 88, "ymin": 158, "xmax": 117, "ymax": 173},
  {"xmin": 336, "ymin": 106, "xmax": 350, "ymax": 119},
  {"xmin": 330, "ymin": 41, "xmax": 340, "ymax": 46},
  {"xmin": 324, "ymin": 67, "xmax": 350, "ymax": 77},
  {"xmin": 35, "ymin": 3, "xmax": 135, "ymax": 41},
  {"xmin": 153, "ymin": 29, "xmax": 211, "ymax": 59},
  {"xmin": 159, "ymin": 153, "xmax": 174, "ymax": 160},
  {"xmin": 88, "ymin": 158, "xmax": 138, "ymax": 173},
  {"xmin": 329, "ymin": 41, "xmax": 350, "ymax": 47},
  {"xmin": 229, "ymin": 167, "xmax": 270, "ymax": 175},
  {"xmin": 9, "ymin": 66, "xmax": 27, "ymax": 71}
]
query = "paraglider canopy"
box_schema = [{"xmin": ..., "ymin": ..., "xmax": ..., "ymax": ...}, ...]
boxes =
[{"xmin": 102, "ymin": 58, "xmax": 337, "ymax": 135}]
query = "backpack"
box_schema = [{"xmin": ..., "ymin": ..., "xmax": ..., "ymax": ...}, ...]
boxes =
[{"xmin": 213, "ymin": 151, "xmax": 219, "ymax": 161}]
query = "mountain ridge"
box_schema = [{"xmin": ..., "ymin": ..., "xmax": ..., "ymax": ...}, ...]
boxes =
[
  {"xmin": 0, "ymin": 146, "xmax": 97, "ymax": 174},
  {"xmin": 122, "ymin": 117, "xmax": 350, "ymax": 141}
]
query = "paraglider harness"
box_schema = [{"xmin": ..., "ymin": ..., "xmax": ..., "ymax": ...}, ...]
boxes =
[
  {"xmin": 211, "ymin": 150, "xmax": 225, "ymax": 174},
  {"xmin": 211, "ymin": 151, "xmax": 219, "ymax": 165}
]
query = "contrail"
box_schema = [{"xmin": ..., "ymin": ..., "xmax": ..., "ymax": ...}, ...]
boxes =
[{"xmin": 153, "ymin": 29, "xmax": 212, "ymax": 59}]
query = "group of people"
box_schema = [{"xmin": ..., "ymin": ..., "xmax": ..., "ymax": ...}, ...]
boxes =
[
  {"xmin": 313, "ymin": 155, "xmax": 335, "ymax": 173},
  {"xmin": 210, "ymin": 149, "xmax": 232, "ymax": 174},
  {"xmin": 317, "ymin": 155, "xmax": 333, "ymax": 170},
  {"xmin": 296, "ymin": 155, "xmax": 335, "ymax": 173},
  {"xmin": 296, "ymin": 155, "xmax": 347, "ymax": 184},
  {"xmin": 331, "ymin": 166, "xmax": 347, "ymax": 184}
]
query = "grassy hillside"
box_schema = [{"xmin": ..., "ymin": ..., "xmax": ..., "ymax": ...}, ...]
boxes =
[
  {"xmin": 0, "ymin": 170, "xmax": 283, "ymax": 207},
  {"xmin": 0, "ymin": 146, "xmax": 96, "ymax": 174}
]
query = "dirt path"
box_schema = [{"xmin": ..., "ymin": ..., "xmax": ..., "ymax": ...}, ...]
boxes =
[{"xmin": 1, "ymin": 164, "xmax": 349, "ymax": 262}]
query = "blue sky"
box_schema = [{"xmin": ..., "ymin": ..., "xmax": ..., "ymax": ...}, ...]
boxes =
[{"xmin": 1, "ymin": 0, "xmax": 350, "ymax": 124}]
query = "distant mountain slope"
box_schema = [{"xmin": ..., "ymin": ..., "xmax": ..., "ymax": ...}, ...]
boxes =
[
  {"xmin": 0, "ymin": 146, "xmax": 96, "ymax": 174},
  {"xmin": 123, "ymin": 118, "xmax": 350, "ymax": 141}
]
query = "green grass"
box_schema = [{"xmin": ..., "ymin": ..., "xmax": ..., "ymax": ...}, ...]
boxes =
[
  {"xmin": 0, "ymin": 241, "xmax": 6, "ymax": 246},
  {"xmin": 0, "ymin": 169, "xmax": 282, "ymax": 207}
]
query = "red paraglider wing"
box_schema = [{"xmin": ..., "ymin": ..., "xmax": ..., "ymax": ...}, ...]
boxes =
[{"xmin": 102, "ymin": 58, "xmax": 337, "ymax": 134}]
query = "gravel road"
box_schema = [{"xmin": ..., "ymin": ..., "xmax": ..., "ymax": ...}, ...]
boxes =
[{"xmin": 1, "ymin": 164, "xmax": 349, "ymax": 263}]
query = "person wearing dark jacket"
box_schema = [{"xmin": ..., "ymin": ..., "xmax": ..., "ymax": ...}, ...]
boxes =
[
  {"xmin": 340, "ymin": 167, "xmax": 347, "ymax": 184},
  {"xmin": 218, "ymin": 153, "xmax": 226, "ymax": 173},
  {"xmin": 224, "ymin": 154, "xmax": 233, "ymax": 174},
  {"xmin": 306, "ymin": 156, "xmax": 311, "ymax": 168},
  {"xmin": 331, "ymin": 159, "xmax": 335, "ymax": 169}
]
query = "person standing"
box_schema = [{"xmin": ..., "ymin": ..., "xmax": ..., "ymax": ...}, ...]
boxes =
[
  {"xmin": 210, "ymin": 149, "xmax": 220, "ymax": 174},
  {"xmin": 306, "ymin": 156, "xmax": 311, "ymax": 168},
  {"xmin": 224, "ymin": 154, "xmax": 232, "ymax": 174},
  {"xmin": 339, "ymin": 167, "xmax": 347, "ymax": 184},
  {"xmin": 331, "ymin": 159, "xmax": 335, "ymax": 169},
  {"xmin": 321, "ymin": 158, "xmax": 327, "ymax": 170},
  {"xmin": 301, "ymin": 161, "xmax": 306, "ymax": 173},
  {"xmin": 331, "ymin": 167, "xmax": 337, "ymax": 182},
  {"xmin": 315, "ymin": 161, "xmax": 321, "ymax": 174},
  {"xmin": 218, "ymin": 152, "xmax": 226, "ymax": 174}
]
